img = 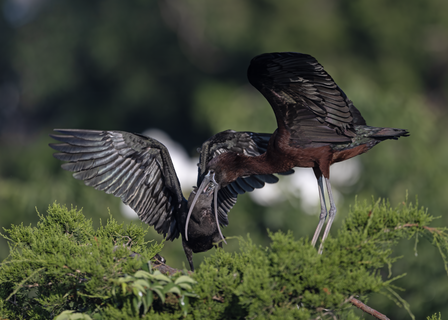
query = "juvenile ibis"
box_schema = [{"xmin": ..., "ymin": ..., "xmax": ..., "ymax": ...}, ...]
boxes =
[{"xmin": 185, "ymin": 129, "xmax": 293, "ymax": 244}]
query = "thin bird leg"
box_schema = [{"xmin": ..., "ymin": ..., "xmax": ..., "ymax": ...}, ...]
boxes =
[
  {"xmin": 311, "ymin": 175, "xmax": 328, "ymax": 247},
  {"xmin": 214, "ymin": 185, "xmax": 227, "ymax": 244},
  {"xmin": 318, "ymin": 178, "xmax": 337, "ymax": 254}
]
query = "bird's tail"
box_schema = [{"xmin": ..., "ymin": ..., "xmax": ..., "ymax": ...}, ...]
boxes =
[{"xmin": 370, "ymin": 127, "xmax": 410, "ymax": 140}]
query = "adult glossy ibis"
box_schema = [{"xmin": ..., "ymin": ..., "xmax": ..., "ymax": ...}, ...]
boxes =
[
  {"xmin": 49, "ymin": 129, "xmax": 288, "ymax": 270},
  {"xmin": 197, "ymin": 52, "xmax": 409, "ymax": 251}
]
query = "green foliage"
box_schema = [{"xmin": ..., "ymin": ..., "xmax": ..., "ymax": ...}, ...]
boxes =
[
  {"xmin": 0, "ymin": 203, "xmax": 197, "ymax": 319},
  {"xmin": 108, "ymin": 267, "xmax": 197, "ymax": 317},
  {"xmin": 427, "ymin": 313, "xmax": 442, "ymax": 320},
  {"xmin": 55, "ymin": 311, "xmax": 93, "ymax": 320},
  {"xmin": 2, "ymin": 2, "xmax": 448, "ymax": 317},
  {"xmin": 189, "ymin": 197, "xmax": 447, "ymax": 319},
  {"xmin": 1, "ymin": 199, "xmax": 446, "ymax": 319}
]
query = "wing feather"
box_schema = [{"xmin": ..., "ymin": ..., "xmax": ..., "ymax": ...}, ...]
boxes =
[
  {"xmin": 50, "ymin": 129, "xmax": 185, "ymax": 240},
  {"xmin": 247, "ymin": 52, "xmax": 367, "ymax": 143},
  {"xmin": 197, "ymin": 130, "xmax": 294, "ymax": 225}
]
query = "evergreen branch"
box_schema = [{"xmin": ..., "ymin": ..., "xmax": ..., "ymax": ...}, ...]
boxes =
[
  {"xmin": 385, "ymin": 287, "xmax": 415, "ymax": 320},
  {"xmin": 394, "ymin": 223, "xmax": 443, "ymax": 235},
  {"xmin": 6, "ymin": 267, "xmax": 45, "ymax": 301},
  {"xmin": 24, "ymin": 282, "xmax": 52, "ymax": 288},
  {"xmin": 1, "ymin": 201, "xmax": 446, "ymax": 318},
  {"xmin": 77, "ymin": 291, "xmax": 111, "ymax": 300},
  {"xmin": 392, "ymin": 223, "xmax": 448, "ymax": 275},
  {"xmin": 0, "ymin": 259, "xmax": 47, "ymax": 265}
]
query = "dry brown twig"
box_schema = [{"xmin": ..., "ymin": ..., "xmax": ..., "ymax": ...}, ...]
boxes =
[
  {"xmin": 382, "ymin": 223, "xmax": 442, "ymax": 235},
  {"xmin": 396, "ymin": 223, "xmax": 441, "ymax": 235},
  {"xmin": 349, "ymin": 297, "xmax": 390, "ymax": 320}
]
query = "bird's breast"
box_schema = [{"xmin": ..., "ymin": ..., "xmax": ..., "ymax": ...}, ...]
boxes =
[
  {"xmin": 331, "ymin": 144, "xmax": 370, "ymax": 164},
  {"xmin": 278, "ymin": 144, "xmax": 333, "ymax": 169}
]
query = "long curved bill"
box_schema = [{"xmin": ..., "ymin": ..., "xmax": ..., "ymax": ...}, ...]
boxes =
[
  {"xmin": 213, "ymin": 182, "xmax": 226, "ymax": 244},
  {"xmin": 184, "ymin": 171, "xmax": 226, "ymax": 244}
]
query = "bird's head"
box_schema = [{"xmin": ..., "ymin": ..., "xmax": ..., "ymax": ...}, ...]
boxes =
[
  {"xmin": 185, "ymin": 152, "xmax": 246, "ymax": 244},
  {"xmin": 206, "ymin": 152, "xmax": 241, "ymax": 187}
]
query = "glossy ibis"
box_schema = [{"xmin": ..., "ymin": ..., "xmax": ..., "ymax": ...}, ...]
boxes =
[
  {"xmin": 49, "ymin": 129, "xmax": 288, "ymax": 270},
  {"xmin": 185, "ymin": 129, "xmax": 293, "ymax": 243},
  {"xmin": 197, "ymin": 52, "xmax": 409, "ymax": 251}
]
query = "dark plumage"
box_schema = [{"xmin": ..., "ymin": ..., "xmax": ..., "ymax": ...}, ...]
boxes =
[
  {"xmin": 185, "ymin": 130, "xmax": 293, "ymax": 244},
  {"xmin": 49, "ymin": 129, "xmax": 288, "ymax": 270},
  {"xmin": 197, "ymin": 52, "xmax": 409, "ymax": 251},
  {"xmin": 181, "ymin": 187, "xmax": 224, "ymax": 270}
]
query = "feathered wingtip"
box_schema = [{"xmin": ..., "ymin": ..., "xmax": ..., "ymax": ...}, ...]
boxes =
[{"xmin": 371, "ymin": 127, "xmax": 410, "ymax": 140}]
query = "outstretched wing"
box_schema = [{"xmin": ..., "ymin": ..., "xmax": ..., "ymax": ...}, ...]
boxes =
[
  {"xmin": 49, "ymin": 129, "xmax": 184, "ymax": 240},
  {"xmin": 197, "ymin": 130, "xmax": 293, "ymax": 225},
  {"xmin": 247, "ymin": 52, "xmax": 367, "ymax": 145}
]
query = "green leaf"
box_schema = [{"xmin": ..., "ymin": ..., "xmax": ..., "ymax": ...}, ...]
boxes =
[
  {"xmin": 141, "ymin": 261, "xmax": 150, "ymax": 273},
  {"xmin": 145, "ymin": 290, "xmax": 154, "ymax": 313},
  {"xmin": 132, "ymin": 279, "xmax": 150, "ymax": 292},
  {"xmin": 132, "ymin": 286, "xmax": 141, "ymax": 297},
  {"xmin": 162, "ymin": 282, "xmax": 176, "ymax": 294},
  {"xmin": 150, "ymin": 284, "xmax": 164, "ymax": 291},
  {"xmin": 71, "ymin": 315, "xmax": 93, "ymax": 320},
  {"xmin": 55, "ymin": 311, "xmax": 74, "ymax": 320},
  {"xmin": 92, "ymin": 314, "xmax": 102, "ymax": 320},
  {"xmin": 177, "ymin": 283, "xmax": 192, "ymax": 291},
  {"xmin": 152, "ymin": 288, "xmax": 165, "ymax": 304},
  {"xmin": 134, "ymin": 270, "xmax": 151, "ymax": 279},
  {"xmin": 180, "ymin": 295, "xmax": 189, "ymax": 317},
  {"xmin": 167, "ymin": 285, "xmax": 182, "ymax": 296},
  {"xmin": 55, "ymin": 311, "xmax": 93, "ymax": 320},
  {"xmin": 151, "ymin": 271, "xmax": 171, "ymax": 282},
  {"xmin": 133, "ymin": 296, "xmax": 141, "ymax": 313},
  {"xmin": 174, "ymin": 275, "xmax": 196, "ymax": 285}
]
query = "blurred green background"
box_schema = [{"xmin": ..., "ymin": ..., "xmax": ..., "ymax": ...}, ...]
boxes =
[{"xmin": 0, "ymin": 0, "xmax": 447, "ymax": 318}]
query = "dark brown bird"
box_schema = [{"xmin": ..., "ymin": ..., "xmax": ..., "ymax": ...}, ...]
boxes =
[
  {"xmin": 197, "ymin": 52, "xmax": 409, "ymax": 251},
  {"xmin": 185, "ymin": 129, "xmax": 293, "ymax": 244},
  {"xmin": 49, "ymin": 129, "xmax": 288, "ymax": 270}
]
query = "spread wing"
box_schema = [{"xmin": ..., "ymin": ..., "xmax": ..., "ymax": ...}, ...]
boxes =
[
  {"xmin": 247, "ymin": 52, "xmax": 367, "ymax": 145},
  {"xmin": 49, "ymin": 129, "xmax": 184, "ymax": 240},
  {"xmin": 197, "ymin": 130, "xmax": 293, "ymax": 225}
]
